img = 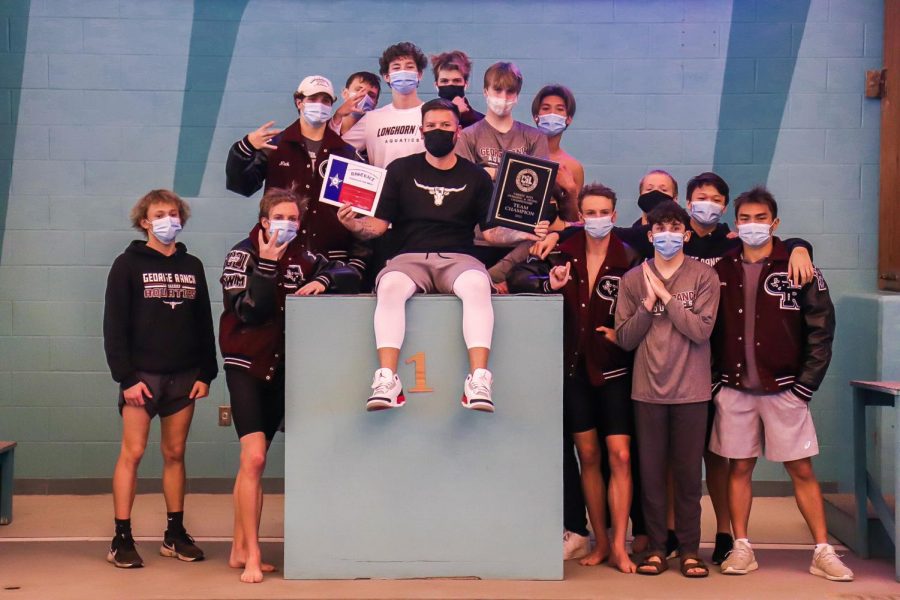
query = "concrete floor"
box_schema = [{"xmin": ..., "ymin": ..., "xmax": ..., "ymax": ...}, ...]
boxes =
[{"xmin": 1, "ymin": 493, "xmax": 897, "ymax": 599}]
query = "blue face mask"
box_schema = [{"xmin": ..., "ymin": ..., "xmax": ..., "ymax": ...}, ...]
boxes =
[
  {"xmin": 302, "ymin": 102, "xmax": 332, "ymax": 126},
  {"xmin": 537, "ymin": 113, "xmax": 567, "ymax": 136},
  {"xmin": 268, "ymin": 220, "xmax": 298, "ymax": 245},
  {"xmin": 151, "ymin": 216, "xmax": 182, "ymax": 244},
  {"xmin": 584, "ymin": 216, "xmax": 614, "ymax": 239},
  {"xmin": 689, "ymin": 200, "xmax": 724, "ymax": 226},
  {"xmin": 652, "ymin": 231, "xmax": 685, "ymax": 260},
  {"xmin": 389, "ymin": 70, "xmax": 419, "ymax": 95},
  {"xmin": 351, "ymin": 94, "xmax": 376, "ymax": 117},
  {"xmin": 737, "ymin": 222, "xmax": 772, "ymax": 247}
]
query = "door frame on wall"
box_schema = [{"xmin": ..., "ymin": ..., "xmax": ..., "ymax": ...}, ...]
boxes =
[{"xmin": 878, "ymin": 0, "xmax": 900, "ymax": 291}]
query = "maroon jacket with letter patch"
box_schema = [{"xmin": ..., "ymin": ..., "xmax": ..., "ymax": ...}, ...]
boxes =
[
  {"xmin": 712, "ymin": 238, "xmax": 835, "ymax": 401},
  {"xmin": 226, "ymin": 120, "xmax": 362, "ymax": 259},
  {"xmin": 219, "ymin": 224, "xmax": 361, "ymax": 381},
  {"xmin": 508, "ymin": 231, "xmax": 642, "ymax": 385}
]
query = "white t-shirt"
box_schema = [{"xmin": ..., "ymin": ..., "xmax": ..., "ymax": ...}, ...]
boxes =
[{"xmin": 341, "ymin": 103, "xmax": 425, "ymax": 168}]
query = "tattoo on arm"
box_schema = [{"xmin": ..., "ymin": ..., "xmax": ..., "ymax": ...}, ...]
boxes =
[
  {"xmin": 353, "ymin": 217, "xmax": 388, "ymax": 240},
  {"xmin": 482, "ymin": 226, "xmax": 531, "ymax": 245}
]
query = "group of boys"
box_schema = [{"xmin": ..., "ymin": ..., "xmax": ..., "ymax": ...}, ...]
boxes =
[{"xmin": 103, "ymin": 39, "xmax": 854, "ymax": 583}]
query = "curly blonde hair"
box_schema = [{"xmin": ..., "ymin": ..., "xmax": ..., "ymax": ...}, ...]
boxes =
[{"xmin": 129, "ymin": 189, "xmax": 190, "ymax": 234}]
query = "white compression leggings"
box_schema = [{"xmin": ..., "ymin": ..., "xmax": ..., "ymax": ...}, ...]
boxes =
[{"xmin": 374, "ymin": 270, "xmax": 494, "ymax": 350}]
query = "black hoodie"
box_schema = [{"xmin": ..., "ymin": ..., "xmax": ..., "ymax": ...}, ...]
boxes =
[{"xmin": 103, "ymin": 240, "xmax": 218, "ymax": 389}]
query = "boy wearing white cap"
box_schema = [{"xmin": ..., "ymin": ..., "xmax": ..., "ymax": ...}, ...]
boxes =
[{"xmin": 226, "ymin": 75, "xmax": 366, "ymax": 267}]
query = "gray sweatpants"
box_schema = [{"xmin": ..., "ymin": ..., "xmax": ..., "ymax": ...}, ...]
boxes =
[{"xmin": 634, "ymin": 400, "xmax": 709, "ymax": 556}]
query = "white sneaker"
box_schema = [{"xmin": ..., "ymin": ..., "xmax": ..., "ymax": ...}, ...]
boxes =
[
  {"xmin": 563, "ymin": 530, "xmax": 590, "ymax": 560},
  {"xmin": 810, "ymin": 544, "xmax": 854, "ymax": 581},
  {"xmin": 461, "ymin": 368, "xmax": 494, "ymax": 412},
  {"xmin": 366, "ymin": 368, "xmax": 405, "ymax": 411},
  {"xmin": 721, "ymin": 539, "xmax": 758, "ymax": 575}
]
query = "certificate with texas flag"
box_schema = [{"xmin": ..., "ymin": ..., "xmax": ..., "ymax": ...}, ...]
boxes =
[{"xmin": 318, "ymin": 155, "xmax": 387, "ymax": 217}]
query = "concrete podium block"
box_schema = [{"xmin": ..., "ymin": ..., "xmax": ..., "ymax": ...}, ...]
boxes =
[{"xmin": 284, "ymin": 295, "xmax": 563, "ymax": 580}]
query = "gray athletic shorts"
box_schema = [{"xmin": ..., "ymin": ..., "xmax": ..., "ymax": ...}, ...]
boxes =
[
  {"xmin": 117, "ymin": 368, "xmax": 199, "ymax": 419},
  {"xmin": 708, "ymin": 386, "xmax": 819, "ymax": 463},
  {"xmin": 375, "ymin": 252, "xmax": 491, "ymax": 294}
]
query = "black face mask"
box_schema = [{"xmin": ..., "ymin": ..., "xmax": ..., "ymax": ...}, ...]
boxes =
[
  {"xmin": 423, "ymin": 129, "xmax": 456, "ymax": 158},
  {"xmin": 437, "ymin": 85, "xmax": 466, "ymax": 101}
]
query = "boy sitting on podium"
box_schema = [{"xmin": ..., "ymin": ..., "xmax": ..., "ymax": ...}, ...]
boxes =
[{"xmin": 337, "ymin": 98, "xmax": 548, "ymax": 412}]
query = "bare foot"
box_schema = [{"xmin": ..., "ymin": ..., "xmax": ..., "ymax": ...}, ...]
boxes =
[
  {"xmin": 230, "ymin": 547, "xmax": 276, "ymax": 572},
  {"xmin": 240, "ymin": 563, "xmax": 264, "ymax": 583},
  {"xmin": 610, "ymin": 548, "xmax": 637, "ymax": 573},
  {"xmin": 579, "ymin": 546, "xmax": 610, "ymax": 566}
]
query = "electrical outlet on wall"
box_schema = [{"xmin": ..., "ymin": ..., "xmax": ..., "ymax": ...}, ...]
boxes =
[{"xmin": 218, "ymin": 406, "xmax": 232, "ymax": 427}]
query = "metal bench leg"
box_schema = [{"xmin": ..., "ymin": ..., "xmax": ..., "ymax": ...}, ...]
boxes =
[
  {"xmin": 895, "ymin": 401, "xmax": 900, "ymax": 582},
  {"xmin": 852, "ymin": 388, "xmax": 869, "ymax": 558},
  {"xmin": 0, "ymin": 447, "xmax": 13, "ymax": 525}
]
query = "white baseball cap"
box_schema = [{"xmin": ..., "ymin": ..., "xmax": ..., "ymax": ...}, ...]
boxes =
[{"xmin": 296, "ymin": 75, "xmax": 336, "ymax": 101}]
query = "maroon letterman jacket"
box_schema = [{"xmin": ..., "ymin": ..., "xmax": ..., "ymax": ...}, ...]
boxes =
[
  {"xmin": 508, "ymin": 231, "xmax": 642, "ymax": 386},
  {"xmin": 712, "ymin": 238, "xmax": 835, "ymax": 401},
  {"xmin": 219, "ymin": 224, "xmax": 361, "ymax": 381},
  {"xmin": 226, "ymin": 120, "xmax": 363, "ymax": 261}
]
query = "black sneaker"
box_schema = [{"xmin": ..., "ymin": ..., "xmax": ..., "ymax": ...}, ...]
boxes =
[
  {"xmin": 712, "ymin": 532, "xmax": 734, "ymax": 565},
  {"xmin": 107, "ymin": 532, "xmax": 144, "ymax": 568},
  {"xmin": 160, "ymin": 530, "xmax": 204, "ymax": 562}
]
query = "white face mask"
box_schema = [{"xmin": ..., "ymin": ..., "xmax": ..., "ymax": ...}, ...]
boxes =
[
  {"xmin": 267, "ymin": 219, "xmax": 298, "ymax": 245},
  {"xmin": 737, "ymin": 222, "xmax": 772, "ymax": 247},
  {"xmin": 301, "ymin": 102, "xmax": 332, "ymax": 126},
  {"xmin": 389, "ymin": 70, "xmax": 419, "ymax": 95},
  {"xmin": 151, "ymin": 216, "xmax": 182, "ymax": 244},
  {"xmin": 689, "ymin": 200, "xmax": 725, "ymax": 226},
  {"xmin": 485, "ymin": 94, "xmax": 517, "ymax": 117},
  {"xmin": 583, "ymin": 216, "xmax": 614, "ymax": 239}
]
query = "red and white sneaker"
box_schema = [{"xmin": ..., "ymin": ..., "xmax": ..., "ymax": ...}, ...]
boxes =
[
  {"xmin": 461, "ymin": 368, "xmax": 494, "ymax": 412},
  {"xmin": 366, "ymin": 368, "xmax": 405, "ymax": 411}
]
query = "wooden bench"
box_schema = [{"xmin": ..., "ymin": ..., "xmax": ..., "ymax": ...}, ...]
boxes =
[
  {"xmin": 0, "ymin": 441, "xmax": 15, "ymax": 525},
  {"xmin": 850, "ymin": 381, "xmax": 899, "ymax": 581}
]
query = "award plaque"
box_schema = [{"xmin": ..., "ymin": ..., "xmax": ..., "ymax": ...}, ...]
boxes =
[
  {"xmin": 319, "ymin": 155, "xmax": 387, "ymax": 217},
  {"xmin": 486, "ymin": 151, "xmax": 559, "ymax": 233}
]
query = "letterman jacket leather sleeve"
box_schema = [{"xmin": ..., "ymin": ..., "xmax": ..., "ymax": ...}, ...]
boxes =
[
  {"xmin": 308, "ymin": 252, "xmax": 363, "ymax": 294},
  {"xmin": 507, "ymin": 252, "xmax": 566, "ymax": 294},
  {"xmin": 223, "ymin": 251, "xmax": 278, "ymax": 326},
  {"xmin": 790, "ymin": 269, "xmax": 836, "ymax": 402},
  {"xmin": 225, "ymin": 136, "xmax": 268, "ymax": 197}
]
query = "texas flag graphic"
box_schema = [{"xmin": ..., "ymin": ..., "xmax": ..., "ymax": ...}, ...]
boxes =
[{"xmin": 319, "ymin": 155, "xmax": 386, "ymax": 216}]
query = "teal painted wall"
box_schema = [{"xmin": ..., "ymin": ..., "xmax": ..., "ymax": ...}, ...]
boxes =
[{"xmin": 0, "ymin": 0, "xmax": 884, "ymax": 488}]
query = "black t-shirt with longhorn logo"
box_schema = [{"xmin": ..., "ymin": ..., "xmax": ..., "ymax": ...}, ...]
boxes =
[{"xmin": 374, "ymin": 152, "xmax": 494, "ymax": 257}]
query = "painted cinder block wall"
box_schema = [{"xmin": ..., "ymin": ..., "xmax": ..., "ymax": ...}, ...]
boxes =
[{"xmin": 0, "ymin": 0, "xmax": 885, "ymax": 487}]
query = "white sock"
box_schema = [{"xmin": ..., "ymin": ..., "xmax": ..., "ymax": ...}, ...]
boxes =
[
  {"xmin": 736, "ymin": 537, "xmax": 751, "ymax": 547},
  {"xmin": 814, "ymin": 543, "xmax": 829, "ymax": 553}
]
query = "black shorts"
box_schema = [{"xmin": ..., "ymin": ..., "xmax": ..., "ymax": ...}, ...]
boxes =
[
  {"xmin": 118, "ymin": 368, "xmax": 199, "ymax": 419},
  {"xmin": 563, "ymin": 373, "xmax": 633, "ymax": 437},
  {"xmin": 226, "ymin": 368, "xmax": 285, "ymax": 441}
]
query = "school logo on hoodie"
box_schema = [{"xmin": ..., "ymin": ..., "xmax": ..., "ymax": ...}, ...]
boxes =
[{"xmin": 141, "ymin": 272, "xmax": 197, "ymax": 301}]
